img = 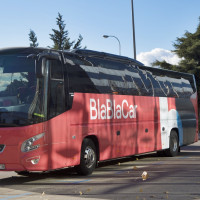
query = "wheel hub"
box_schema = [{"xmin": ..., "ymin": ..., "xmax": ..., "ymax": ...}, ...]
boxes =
[
  {"xmin": 84, "ymin": 146, "xmax": 95, "ymax": 168},
  {"xmin": 172, "ymin": 138, "xmax": 178, "ymax": 152}
]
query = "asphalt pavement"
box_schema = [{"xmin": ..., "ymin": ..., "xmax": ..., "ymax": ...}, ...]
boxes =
[{"xmin": 0, "ymin": 139, "xmax": 200, "ymax": 200}]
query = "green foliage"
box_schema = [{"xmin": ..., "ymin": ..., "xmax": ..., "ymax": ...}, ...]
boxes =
[
  {"xmin": 73, "ymin": 34, "xmax": 84, "ymax": 49},
  {"xmin": 29, "ymin": 12, "xmax": 85, "ymax": 50},
  {"xmin": 152, "ymin": 17, "xmax": 200, "ymax": 111},
  {"xmin": 152, "ymin": 18, "xmax": 200, "ymax": 73},
  {"xmin": 49, "ymin": 12, "xmax": 69, "ymax": 50},
  {"xmin": 29, "ymin": 29, "xmax": 39, "ymax": 47},
  {"xmin": 152, "ymin": 60, "xmax": 176, "ymax": 70},
  {"xmin": 49, "ymin": 12, "xmax": 85, "ymax": 50}
]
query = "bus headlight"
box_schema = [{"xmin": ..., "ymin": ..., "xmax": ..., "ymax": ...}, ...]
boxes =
[{"xmin": 21, "ymin": 133, "xmax": 45, "ymax": 152}]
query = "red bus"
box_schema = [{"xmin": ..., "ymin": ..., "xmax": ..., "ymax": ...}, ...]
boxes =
[{"xmin": 0, "ymin": 47, "xmax": 198, "ymax": 175}]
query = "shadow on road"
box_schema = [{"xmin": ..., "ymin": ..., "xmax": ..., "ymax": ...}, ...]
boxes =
[
  {"xmin": 1, "ymin": 144, "xmax": 199, "ymax": 184},
  {"xmin": 0, "ymin": 141, "xmax": 199, "ymax": 199}
]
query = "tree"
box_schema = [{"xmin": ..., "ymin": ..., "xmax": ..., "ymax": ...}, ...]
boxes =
[
  {"xmin": 73, "ymin": 34, "xmax": 84, "ymax": 49},
  {"xmin": 49, "ymin": 12, "xmax": 85, "ymax": 50},
  {"xmin": 152, "ymin": 17, "xmax": 200, "ymax": 107},
  {"xmin": 29, "ymin": 29, "xmax": 39, "ymax": 47}
]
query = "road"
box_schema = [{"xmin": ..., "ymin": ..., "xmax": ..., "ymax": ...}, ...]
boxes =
[{"xmin": 0, "ymin": 140, "xmax": 200, "ymax": 200}]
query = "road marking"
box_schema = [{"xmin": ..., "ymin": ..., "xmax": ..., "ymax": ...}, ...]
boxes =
[
  {"xmin": 177, "ymin": 156, "xmax": 191, "ymax": 159},
  {"xmin": 114, "ymin": 165, "xmax": 146, "ymax": 174},
  {"xmin": 0, "ymin": 193, "xmax": 32, "ymax": 200},
  {"xmin": 56, "ymin": 179, "xmax": 91, "ymax": 184},
  {"xmin": 115, "ymin": 170, "xmax": 127, "ymax": 174},
  {"xmin": 151, "ymin": 161, "xmax": 164, "ymax": 165}
]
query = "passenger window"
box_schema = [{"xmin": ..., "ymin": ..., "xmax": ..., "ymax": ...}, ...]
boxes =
[
  {"xmin": 50, "ymin": 60, "xmax": 63, "ymax": 80},
  {"xmin": 182, "ymin": 78, "xmax": 194, "ymax": 97},
  {"xmin": 146, "ymin": 71, "xmax": 165, "ymax": 97},
  {"xmin": 49, "ymin": 60, "xmax": 65, "ymax": 119},
  {"xmin": 137, "ymin": 69, "xmax": 153, "ymax": 96},
  {"xmin": 124, "ymin": 66, "xmax": 140, "ymax": 95}
]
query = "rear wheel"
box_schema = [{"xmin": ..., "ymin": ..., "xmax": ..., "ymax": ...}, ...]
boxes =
[
  {"xmin": 165, "ymin": 130, "xmax": 179, "ymax": 157},
  {"xmin": 157, "ymin": 150, "xmax": 166, "ymax": 157},
  {"xmin": 77, "ymin": 138, "xmax": 97, "ymax": 175}
]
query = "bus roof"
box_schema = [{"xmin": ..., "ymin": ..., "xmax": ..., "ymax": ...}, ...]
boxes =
[
  {"xmin": 71, "ymin": 49, "xmax": 144, "ymax": 66},
  {"xmin": 0, "ymin": 47, "xmax": 195, "ymax": 80}
]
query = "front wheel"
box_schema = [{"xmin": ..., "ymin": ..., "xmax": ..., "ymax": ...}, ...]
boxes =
[
  {"xmin": 15, "ymin": 171, "xmax": 30, "ymax": 176},
  {"xmin": 76, "ymin": 138, "xmax": 97, "ymax": 175},
  {"xmin": 165, "ymin": 130, "xmax": 179, "ymax": 157}
]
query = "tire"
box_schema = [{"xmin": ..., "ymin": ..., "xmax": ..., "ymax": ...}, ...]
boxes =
[
  {"xmin": 157, "ymin": 150, "xmax": 166, "ymax": 157},
  {"xmin": 76, "ymin": 138, "xmax": 97, "ymax": 176},
  {"xmin": 15, "ymin": 171, "xmax": 30, "ymax": 176},
  {"xmin": 165, "ymin": 130, "xmax": 179, "ymax": 157}
]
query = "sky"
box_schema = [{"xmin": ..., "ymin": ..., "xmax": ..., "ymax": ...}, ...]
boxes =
[{"xmin": 0, "ymin": 0, "xmax": 200, "ymax": 66}]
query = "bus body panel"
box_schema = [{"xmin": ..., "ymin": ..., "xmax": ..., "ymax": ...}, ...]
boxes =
[
  {"xmin": 0, "ymin": 92, "xmax": 198, "ymax": 172},
  {"xmin": 0, "ymin": 123, "xmax": 48, "ymax": 171},
  {"xmin": 175, "ymin": 97, "xmax": 197, "ymax": 145},
  {"xmin": 69, "ymin": 93, "xmax": 162, "ymax": 161},
  {"xmin": 66, "ymin": 93, "xmax": 197, "ymax": 162},
  {"xmin": 46, "ymin": 112, "xmax": 82, "ymax": 170},
  {"xmin": 190, "ymin": 92, "xmax": 199, "ymax": 142}
]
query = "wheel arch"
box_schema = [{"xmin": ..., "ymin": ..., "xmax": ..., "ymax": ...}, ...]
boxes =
[
  {"xmin": 171, "ymin": 128, "xmax": 179, "ymax": 143},
  {"xmin": 84, "ymin": 135, "xmax": 100, "ymax": 162},
  {"xmin": 165, "ymin": 128, "xmax": 180, "ymax": 157}
]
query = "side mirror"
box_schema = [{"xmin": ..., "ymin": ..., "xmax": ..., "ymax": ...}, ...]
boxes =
[
  {"xmin": 35, "ymin": 59, "xmax": 45, "ymax": 78},
  {"xmin": 35, "ymin": 52, "xmax": 61, "ymax": 78}
]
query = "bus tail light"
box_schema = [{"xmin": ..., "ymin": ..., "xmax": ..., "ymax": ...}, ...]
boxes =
[{"xmin": 21, "ymin": 133, "xmax": 45, "ymax": 153}]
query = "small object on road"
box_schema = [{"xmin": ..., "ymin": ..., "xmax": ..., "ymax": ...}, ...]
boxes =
[
  {"xmin": 86, "ymin": 188, "xmax": 91, "ymax": 193},
  {"xmin": 141, "ymin": 171, "xmax": 149, "ymax": 180},
  {"xmin": 133, "ymin": 166, "xmax": 137, "ymax": 170}
]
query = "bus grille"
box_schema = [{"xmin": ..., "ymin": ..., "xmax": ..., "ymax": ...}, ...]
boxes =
[{"xmin": 0, "ymin": 145, "xmax": 5, "ymax": 153}]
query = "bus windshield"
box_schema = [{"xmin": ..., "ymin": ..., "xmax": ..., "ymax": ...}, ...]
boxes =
[{"xmin": 0, "ymin": 53, "xmax": 45, "ymax": 127}]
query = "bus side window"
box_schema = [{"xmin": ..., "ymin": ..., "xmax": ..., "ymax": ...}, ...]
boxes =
[
  {"xmin": 137, "ymin": 68, "xmax": 153, "ymax": 96},
  {"xmin": 165, "ymin": 79, "xmax": 178, "ymax": 98},
  {"xmin": 182, "ymin": 78, "xmax": 194, "ymax": 97},
  {"xmin": 156, "ymin": 76, "xmax": 169, "ymax": 97},
  {"xmin": 146, "ymin": 71, "xmax": 166, "ymax": 97},
  {"xmin": 125, "ymin": 66, "xmax": 140, "ymax": 95},
  {"xmin": 49, "ymin": 60, "xmax": 65, "ymax": 119},
  {"xmin": 96, "ymin": 58, "xmax": 127, "ymax": 95}
]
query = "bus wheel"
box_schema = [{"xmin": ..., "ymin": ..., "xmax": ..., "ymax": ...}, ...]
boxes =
[
  {"xmin": 165, "ymin": 130, "xmax": 179, "ymax": 157},
  {"xmin": 77, "ymin": 138, "xmax": 97, "ymax": 175}
]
